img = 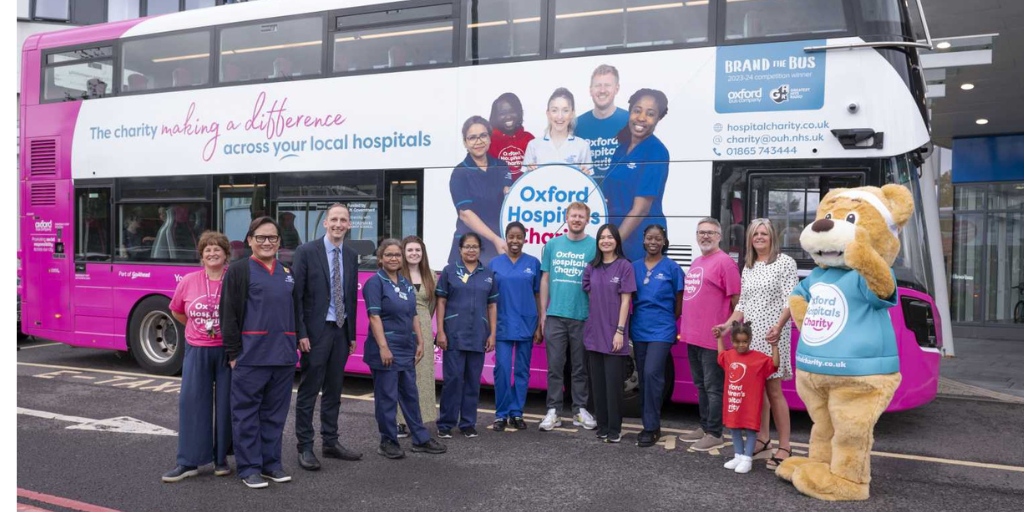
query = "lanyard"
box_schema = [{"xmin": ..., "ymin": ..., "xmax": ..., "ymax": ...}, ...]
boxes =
[{"xmin": 203, "ymin": 270, "xmax": 222, "ymax": 338}]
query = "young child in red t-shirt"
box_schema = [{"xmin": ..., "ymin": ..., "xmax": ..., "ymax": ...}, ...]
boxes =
[{"xmin": 715, "ymin": 321, "xmax": 779, "ymax": 474}]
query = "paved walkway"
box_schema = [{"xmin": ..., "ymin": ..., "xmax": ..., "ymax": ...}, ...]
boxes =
[{"xmin": 939, "ymin": 337, "xmax": 1024, "ymax": 402}]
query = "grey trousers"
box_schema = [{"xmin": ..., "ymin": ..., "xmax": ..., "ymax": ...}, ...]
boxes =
[{"xmin": 544, "ymin": 316, "xmax": 589, "ymax": 414}]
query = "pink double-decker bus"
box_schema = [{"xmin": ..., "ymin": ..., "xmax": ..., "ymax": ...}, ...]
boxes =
[{"xmin": 20, "ymin": 0, "xmax": 945, "ymax": 412}]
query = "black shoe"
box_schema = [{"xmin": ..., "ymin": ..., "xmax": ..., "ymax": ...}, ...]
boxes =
[
  {"xmin": 323, "ymin": 442, "xmax": 363, "ymax": 461},
  {"xmin": 411, "ymin": 438, "xmax": 447, "ymax": 454},
  {"xmin": 161, "ymin": 465, "xmax": 198, "ymax": 483},
  {"xmin": 260, "ymin": 469, "xmax": 292, "ymax": 483},
  {"xmin": 492, "ymin": 418, "xmax": 507, "ymax": 432},
  {"xmin": 377, "ymin": 439, "xmax": 405, "ymax": 459},
  {"xmin": 596, "ymin": 430, "xmax": 609, "ymax": 440},
  {"xmin": 242, "ymin": 474, "xmax": 268, "ymax": 489},
  {"xmin": 511, "ymin": 417, "xmax": 528, "ymax": 430},
  {"xmin": 462, "ymin": 426, "xmax": 479, "ymax": 438},
  {"xmin": 437, "ymin": 428, "xmax": 453, "ymax": 439},
  {"xmin": 605, "ymin": 432, "xmax": 622, "ymax": 444},
  {"xmin": 214, "ymin": 464, "xmax": 232, "ymax": 477},
  {"xmin": 397, "ymin": 424, "xmax": 409, "ymax": 438},
  {"xmin": 298, "ymin": 450, "xmax": 321, "ymax": 471},
  {"xmin": 637, "ymin": 430, "xmax": 657, "ymax": 448}
]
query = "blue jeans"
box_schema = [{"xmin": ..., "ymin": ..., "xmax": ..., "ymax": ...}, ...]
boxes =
[
  {"xmin": 634, "ymin": 341, "xmax": 672, "ymax": 432},
  {"xmin": 494, "ymin": 340, "xmax": 533, "ymax": 419},
  {"xmin": 732, "ymin": 428, "xmax": 757, "ymax": 456},
  {"xmin": 687, "ymin": 344, "xmax": 724, "ymax": 438}
]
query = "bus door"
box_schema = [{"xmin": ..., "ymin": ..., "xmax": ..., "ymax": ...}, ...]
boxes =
[
  {"xmin": 216, "ymin": 175, "xmax": 268, "ymax": 261},
  {"xmin": 24, "ymin": 179, "xmax": 74, "ymax": 333},
  {"xmin": 385, "ymin": 170, "xmax": 422, "ymax": 242},
  {"xmin": 70, "ymin": 184, "xmax": 115, "ymax": 340}
]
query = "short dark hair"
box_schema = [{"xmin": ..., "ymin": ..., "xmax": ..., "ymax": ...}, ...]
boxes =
[
  {"xmin": 590, "ymin": 223, "xmax": 625, "ymax": 267},
  {"xmin": 246, "ymin": 216, "xmax": 280, "ymax": 239},
  {"xmin": 505, "ymin": 221, "xmax": 526, "ymax": 237},
  {"xmin": 459, "ymin": 232, "xmax": 484, "ymax": 253},
  {"xmin": 462, "ymin": 116, "xmax": 492, "ymax": 139},
  {"xmin": 376, "ymin": 238, "xmax": 403, "ymax": 268},
  {"xmin": 616, "ymin": 88, "xmax": 669, "ymax": 145},
  {"xmin": 488, "ymin": 92, "xmax": 524, "ymax": 128},
  {"xmin": 730, "ymin": 321, "xmax": 753, "ymax": 343},
  {"xmin": 642, "ymin": 224, "xmax": 670, "ymax": 255}
]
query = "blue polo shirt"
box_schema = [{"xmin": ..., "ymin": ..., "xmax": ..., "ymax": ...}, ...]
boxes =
[
  {"xmin": 362, "ymin": 270, "xmax": 418, "ymax": 371},
  {"xmin": 436, "ymin": 259, "xmax": 499, "ymax": 352},
  {"xmin": 792, "ymin": 267, "xmax": 899, "ymax": 376},
  {"xmin": 448, "ymin": 154, "xmax": 512, "ymax": 265},
  {"xmin": 630, "ymin": 257, "xmax": 685, "ymax": 343},
  {"xmin": 488, "ymin": 253, "xmax": 541, "ymax": 342},
  {"xmin": 237, "ymin": 257, "xmax": 298, "ymax": 367},
  {"xmin": 575, "ymin": 108, "xmax": 629, "ymax": 178},
  {"xmin": 601, "ymin": 135, "xmax": 670, "ymax": 261}
]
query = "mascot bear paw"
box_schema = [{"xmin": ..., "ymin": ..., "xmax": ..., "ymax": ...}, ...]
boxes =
[{"xmin": 780, "ymin": 184, "xmax": 914, "ymax": 501}]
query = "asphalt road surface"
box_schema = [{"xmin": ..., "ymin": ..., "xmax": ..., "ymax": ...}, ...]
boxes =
[{"xmin": 16, "ymin": 339, "xmax": 1024, "ymax": 512}]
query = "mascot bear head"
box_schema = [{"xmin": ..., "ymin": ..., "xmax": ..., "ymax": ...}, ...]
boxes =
[{"xmin": 799, "ymin": 184, "xmax": 914, "ymax": 270}]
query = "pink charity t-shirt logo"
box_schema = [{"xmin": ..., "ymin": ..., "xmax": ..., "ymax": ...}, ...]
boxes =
[{"xmin": 683, "ymin": 267, "xmax": 704, "ymax": 300}]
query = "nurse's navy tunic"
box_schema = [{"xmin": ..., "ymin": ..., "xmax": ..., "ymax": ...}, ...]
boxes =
[
  {"xmin": 237, "ymin": 258, "xmax": 298, "ymax": 367},
  {"xmin": 448, "ymin": 154, "xmax": 512, "ymax": 266},
  {"xmin": 436, "ymin": 260, "xmax": 499, "ymax": 351},
  {"xmin": 362, "ymin": 270, "xmax": 419, "ymax": 371}
]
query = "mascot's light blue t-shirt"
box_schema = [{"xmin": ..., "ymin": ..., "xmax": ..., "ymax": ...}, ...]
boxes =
[{"xmin": 792, "ymin": 267, "xmax": 899, "ymax": 376}]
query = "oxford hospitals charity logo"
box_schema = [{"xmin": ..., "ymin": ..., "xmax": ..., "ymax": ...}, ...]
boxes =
[
  {"xmin": 801, "ymin": 283, "xmax": 849, "ymax": 346},
  {"xmin": 682, "ymin": 267, "xmax": 704, "ymax": 301},
  {"xmin": 499, "ymin": 164, "xmax": 607, "ymax": 259}
]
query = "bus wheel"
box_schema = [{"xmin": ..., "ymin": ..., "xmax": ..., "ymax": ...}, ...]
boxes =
[{"xmin": 129, "ymin": 296, "xmax": 184, "ymax": 376}]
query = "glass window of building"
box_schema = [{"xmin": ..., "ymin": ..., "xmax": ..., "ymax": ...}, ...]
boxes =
[
  {"xmin": 553, "ymin": 0, "xmax": 709, "ymax": 55},
  {"xmin": 43, "ymin": 46, "xmax": 114, "ymax": 102},
  {"xmin": 185, "ymin": 0, "xmax": 217, "ymax": 10},
  {"xmin": 147, "ymin": 0, "xmax": 181, "ymax": 16},
  {"xmin": 464, "ymin": 0, "xmax": 543, "ymax": 62},
  {"xmin": 220, "ymin": 16, "xmax": 324, "ymax": 83},
  {"xmin": 121, "ymin": 31, "xmax": 211, "ymax": 92},
  {"xmin": 334, "ymin": 5, "xmax": 455, "ymax": 73},
  {"xmin": 724, "ymin": 0, "xmax": 847, "ymax": 41},
  {"xmin": 108, "ymin": 0, "xmax": 141, "ymax": 22},
  {"xmin": 34, "ymin": 0, "xmax": 70, "ymax": 21}
]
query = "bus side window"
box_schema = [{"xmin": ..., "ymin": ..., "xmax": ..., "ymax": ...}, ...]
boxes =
[{"xmin": 219, "ymin": 16, "xmax": 323, "ymax": 84}]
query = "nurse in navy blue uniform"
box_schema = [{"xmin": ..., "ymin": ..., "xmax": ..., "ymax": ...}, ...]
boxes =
[
  {"xmin": 363, "ymin": 239, "xmax": 448, "ymax": 459},
  {"xmin": 487, "ymin": 222, "xmax": 542, "ymax": 432},
  {"xmin": 220, "ymin": 217, "xmax": 298, "ymax": 489},
  {"xmin": 435, "ymin": 232, "xmax": 499, "ymax": 439},
  {"xmin": 601, "ymin": 88, "xmax": 670, "ymax": 261},
  {"xmin": 630, "ymin": 224, "xmax": 684, "ymax": 448},
  {"xmin": 448, "ymin": 116, "xmax": 512, "ymax": 267}
]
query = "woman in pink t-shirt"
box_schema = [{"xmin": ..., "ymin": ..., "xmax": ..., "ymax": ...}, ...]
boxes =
[{"xmin": 162, "ymin": 231, "xmax": 232, "ymax": 483}]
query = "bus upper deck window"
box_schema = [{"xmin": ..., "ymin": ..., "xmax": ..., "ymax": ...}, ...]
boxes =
[
  {"xmin": 464, "ymin": 0, "xmax": 543, "ymax": 63},
  {"xmin": 553, "ymin": 0, "xmax": 709, "ymax": 55},
  {"xmin": 43, "ymin": 45, "xmax": 114, "ymax": 102},
  {"xmin": 120, "ymin": 31, "xmax": 211, "ymax": 93},
  {"xmin": 724, "ymin": 0, "xmax": 847, "ymax": 42},
  {"xmin": 219, "ymin": 16, "xmax": 324, "ymax": 83}
]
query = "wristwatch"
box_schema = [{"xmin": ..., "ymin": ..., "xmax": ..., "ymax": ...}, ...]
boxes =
[{"xmin": 616, "ymin": 325, "xmax": 625, "ymax": 334}]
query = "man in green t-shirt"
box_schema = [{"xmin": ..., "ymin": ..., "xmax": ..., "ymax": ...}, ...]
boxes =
[{"xmin": 539, "ymin": 202, "xmax": 598, "ymax": 431}]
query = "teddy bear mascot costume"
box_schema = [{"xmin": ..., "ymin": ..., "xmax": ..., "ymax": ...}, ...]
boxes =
[{"xmin": 776, "ymin": 184, "xmax": 914, "ymax": 501}]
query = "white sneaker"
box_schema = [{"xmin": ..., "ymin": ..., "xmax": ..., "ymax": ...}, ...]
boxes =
[
  {"xmin": 734, "ymin": 455, "xmax": 753, "ymax": 474},
  {"xmin": 539, "ymin": 409, "xmax": 561, "ymax": 431},
  {"xmin": 574, "ymin": 408, "xmax": 597, "ymax": 430},
  {"xmin": 724, "ymin": 455, "xmax": 742, "ymax": 470}
]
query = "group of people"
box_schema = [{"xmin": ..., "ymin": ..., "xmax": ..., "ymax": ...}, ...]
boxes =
[
  {"xmin": 162, "ymin": 205, "xmax": 800, "ymax": 488},
  {"xmin": 448, "ymin": 63, "xmax": 672, "ymax": 265}
]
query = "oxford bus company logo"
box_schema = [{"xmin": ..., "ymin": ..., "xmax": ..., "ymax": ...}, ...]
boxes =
[
  {"xmin": 727, "ymin": 88, "xmax": 762, "ymax": 104},
  {"xmin": 34, "ymin": 220, "xmax": 53, "ymax": 232},
  {"xmin": 770, "ymin": 84, "xmax": 790, "ymax": 104},
  {"xmin": 801, "ymin": 283, "xmax": 849, "ymax": 346}
]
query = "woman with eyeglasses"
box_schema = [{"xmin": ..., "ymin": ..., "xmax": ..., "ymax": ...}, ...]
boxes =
[
  {"xmin": 220, "ymin": 216, "xmax": 298, "ymax": 489},
  {"xmin": 448, "ymin": 116, "xmax": 512, "ymax": 267},
  {"xmin": 434, "ymin": 232, "xmax": 498, "ymax": 439},
  {"xmin": 364, "ymin": 239, "xmax": 448, "ymax": 459},
  {"xmin": 629, "ymin": 224, "xmax": 684, "ymax": 448},
  {"xmin": 713, "ymin": 218, "xmax": 799, "ymax": 470}
]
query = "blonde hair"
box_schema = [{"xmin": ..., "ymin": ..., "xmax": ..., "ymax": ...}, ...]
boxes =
[{"xmin": 744, "ymin": 218, "xmax": 779, "ymax": 269}]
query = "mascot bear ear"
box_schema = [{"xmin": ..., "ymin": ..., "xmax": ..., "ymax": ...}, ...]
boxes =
[{"xmin": 881, "ymin": 184, "xmax": 914, "ymax": 229}]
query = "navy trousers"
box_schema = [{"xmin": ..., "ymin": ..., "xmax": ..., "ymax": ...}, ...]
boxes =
[
  {"xmin": 231, "ymin": 365, "xmax": 295, "ymax": 479},
  {"xmin": 437, "ymin": 349, "xmax": 485, "ymax": 431},
  {"xmin": 295, "ymin": 322, "xmax": 351, "ymax": 453},
  {"xmin": 372, "ymin": 368, "xmax": 430, "ymax": 445},
  {"xmin": 494, "ymin": 340, "xmax": 532, "ymax": 419},
  {"xmin": 177, "ymin": 344, "xmax": 232, "ymax": 468},
  {"xmin": 634, "ymin": 341, "xmax": 672, "ymax": 433}
]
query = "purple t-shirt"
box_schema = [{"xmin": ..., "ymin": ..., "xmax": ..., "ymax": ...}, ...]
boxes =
[
  {"xmin": 582, "ymin": 259, "xmax": 637, "ymax": 355},
  {"xmin": 680, "ymin": 250, "xmax": 741, "ymax": 350}
]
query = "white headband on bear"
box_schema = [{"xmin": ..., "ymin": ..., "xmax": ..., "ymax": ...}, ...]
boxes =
[{"xmin": 837, "ymin": 190, "xmax": 900, "ymax": 237}]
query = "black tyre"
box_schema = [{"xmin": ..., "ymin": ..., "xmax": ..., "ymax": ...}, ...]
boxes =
[{"xmin": 128, "ymin": 295, "xmax": 184, "ymax": 375}]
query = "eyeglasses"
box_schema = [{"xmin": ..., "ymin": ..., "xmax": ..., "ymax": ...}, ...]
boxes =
[
  {"xmin": 465, "ymin": 133, "xmax": 490, "ymax": 144},
  {"xmin": 696, "ymin": 230, "xmax": 720, "ymax": 238},
  {"xmin": 461, "ymin": 245, "xmax": 480, "ymax": 251},
  {"xmin": 643, "ymin": 269, "xmax": 653, "ymax": 285},
  {"xmin": 253, "ymin": 235, "xmax": 280, "ymax": 244},
  {"xmin": 382, "ymin": 253, "xmax": 403, "ymax": 259}
]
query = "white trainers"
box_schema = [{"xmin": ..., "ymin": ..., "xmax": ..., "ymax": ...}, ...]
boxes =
[
  {"xmin": 574, "ymin": 408, "xmax": 597, "ymax": 430},
  {"xmin": 539, "ymin": 408, "xmax": 562, "ymax": 431},
  {"xmin": 724, "ymin": 455, "xmax": 742, "ymax": 470},
  {"xmin": 734, "ymin": 455, "xmax": 753, "ymax": 474}
]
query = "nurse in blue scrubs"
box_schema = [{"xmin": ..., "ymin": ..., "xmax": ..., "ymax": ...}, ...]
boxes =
[
  {"xmin": 601, "ymin": 88, "xmax": 670, "ymax": 261},
  {"xmin": 448, "ymin": 116, "xmax": 513, "ymax": 267},
  {"xmin": 630, "ymin": 224, "xmax": 684, "ymax": 448},
  {"xmin": 487, "ymin": 222, "xmax": 542, "ymax": 432},
  {"xmin": 363, "ymin": 239, "xmax": 447, "ymax": 459},
  {"xmin": 435, "ymin": 232, "xmax": 499, "ymax": 439}
]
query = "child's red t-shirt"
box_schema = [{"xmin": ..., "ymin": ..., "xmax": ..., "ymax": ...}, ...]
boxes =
[{"xmin": 718, "ymin": 349, "xmax": 777, "ymax": 430}]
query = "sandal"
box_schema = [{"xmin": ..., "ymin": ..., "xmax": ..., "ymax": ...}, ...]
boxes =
[
  {"xmin": 766, "ymin": 447, "xmax": 791, "ymax": 471},
  {"xmin": 751, "ymin": 438, "xmax": 774, "ymax": 460}
]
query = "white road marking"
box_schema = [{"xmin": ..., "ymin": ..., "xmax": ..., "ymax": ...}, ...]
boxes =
[
  {"xmin": 18, "ymin": 342, "xmax": 63, "ymax": 350},
  {"xmin": 16, "ymin": 407, "xmax": 177, "ymax": 436}
]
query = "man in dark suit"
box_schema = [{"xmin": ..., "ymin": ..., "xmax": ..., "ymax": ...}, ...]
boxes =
[{"xmin": 292, "ymin": 202, "xmax": 362, "ymax": 470}]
